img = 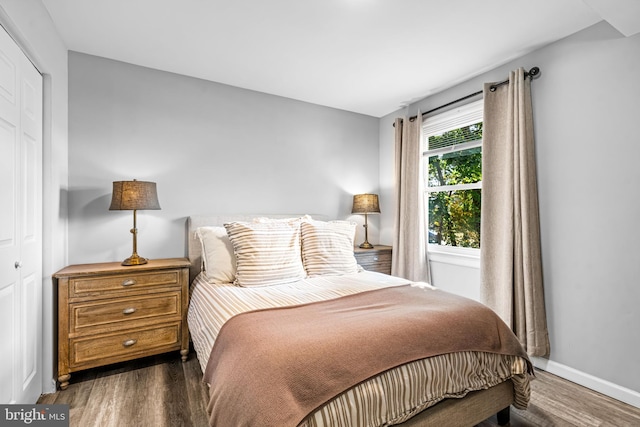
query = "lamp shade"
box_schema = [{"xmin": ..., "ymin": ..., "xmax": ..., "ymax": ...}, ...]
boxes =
[
  {"xmin": 109, "ymin": 180, "xmax": 161, "ymax": 211},
  {"xmin": 351, "ymin": 194, "xmax": 380, "ymax": 214}
]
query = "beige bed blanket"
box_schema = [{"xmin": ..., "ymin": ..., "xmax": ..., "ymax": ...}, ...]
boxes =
[{"xmin": 204, "ymin": 284, "xmax": 532, "ymax": 427}]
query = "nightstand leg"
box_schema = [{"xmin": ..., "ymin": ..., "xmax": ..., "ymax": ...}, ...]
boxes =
[
  {"xmin": 58, "ymin": 374, "xmax": 71, "ymax": 390},
  {"xmin": 180, "ymin": 349, "xmax": 188, "ymax": 362}
]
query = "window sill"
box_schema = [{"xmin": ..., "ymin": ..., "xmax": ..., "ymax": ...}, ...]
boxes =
[{"xmin": 427, "ymin": 245, "xmax": 480, "ymax": 269}]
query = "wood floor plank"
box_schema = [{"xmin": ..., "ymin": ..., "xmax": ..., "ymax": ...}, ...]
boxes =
[
  {"xmin": 182, "ymin": 354, "xmax": 211, "ymax": 427},
  {"xmin": 117, "ymin": 359, "xmax": 159, "ymax": 427},
  {"xmin": 487, "ymin": 370, "xmax": 640, "ymax": 427},
  {"xmin": 38, "ymin": 353, "xmax": 640, "ymax": 427},
  {"xmin": 162, "ymin": 357, "xmax": 195, "ymax": 427}
]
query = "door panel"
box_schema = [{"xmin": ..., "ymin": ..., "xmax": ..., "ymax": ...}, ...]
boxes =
[
  {"xmin": 0, "ymin": 47, "xmax": 15, "ymax": 104},
  {"xmin": 0, "ymin": 283, "xmax": 16, "ymax": 403},
  {"xmin": 0, "ymin": 119, "xmax": 16, "ymax": 250},
  {"xmin": 22, "ymin": 272, "xmax": 38, "ymax": 388}
]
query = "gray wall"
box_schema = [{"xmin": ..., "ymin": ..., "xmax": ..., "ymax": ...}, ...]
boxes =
[
  {"xmin": 68, "ymin": 52, "xmax": 380, "ymax": 265},
  {"xmin": 380, "ymin": 21, "xmax": 640, "ymax": 397}
]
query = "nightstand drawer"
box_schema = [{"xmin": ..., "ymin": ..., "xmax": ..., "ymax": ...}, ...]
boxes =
[
  {"xmin": 70, "ymin": 323, "xmax": 181, "ymax": 368},
  {"xmin": 354, "ymin": 245, "xmax": 392, "ymax": 275},
  {"xmin": 69, "ymin": 270, "xmax": 181, "ymax": 298},
  {"xmin": 355, "ymin": 251, "xmax": 391, "ymax": 266},
  {"xmin": 70, "ymin": 292, "xmax": 181, "ymax": 333}
]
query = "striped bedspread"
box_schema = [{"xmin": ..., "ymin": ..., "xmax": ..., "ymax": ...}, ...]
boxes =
[{"xmin": 187, "ymin": 271, "xmax": 531, "ymax": 426}]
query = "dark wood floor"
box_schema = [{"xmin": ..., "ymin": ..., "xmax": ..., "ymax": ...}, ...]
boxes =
[
  {"xmin": 478, "ymin": 370, "xmax": 640, "ymax": 427},
  {"xmin": 38, "ymin": 353, "xmax": 209, "ymax": 427},
  {"xmin": 39, "ymin": 352, "xmax": 640, "ymax": 427}
]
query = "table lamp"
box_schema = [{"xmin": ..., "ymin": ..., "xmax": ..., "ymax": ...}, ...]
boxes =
[
  {"xmin": 351, "ymin": 193, "xmax": 380, "ymax": 249},
  {"xmin": 109, "ymin": 179, "xmax": 161, "ymax": 266}
]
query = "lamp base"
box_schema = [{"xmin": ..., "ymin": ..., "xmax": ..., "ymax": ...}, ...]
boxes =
[
  {"xmin": 121, "ymin": 254, "xmax": 148, "ymax": 266},
  {"xmin": 358, "ymin": 241, "xmax": 374, "ymax": 249}
]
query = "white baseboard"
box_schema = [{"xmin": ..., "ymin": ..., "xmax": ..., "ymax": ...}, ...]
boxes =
[
  {"xmin": 531, "ymin": 357, "xmax": 640, "ymax": 409},
  {"xmin": 41, "ymin": 377, "xmax": 57, "ymax": 395}
]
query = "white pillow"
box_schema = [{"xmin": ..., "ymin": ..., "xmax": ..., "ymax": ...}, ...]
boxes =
[
  {"xmin": 300, "ymin": 220, "xmax": 359, "ymax": 277},
  {"xmin": 224, "ymin": 221, "xmax": 306, "ymax": 287},
  {"xmin": 194, "ymin": 226, "xmax": 236, "ymax": 284}
]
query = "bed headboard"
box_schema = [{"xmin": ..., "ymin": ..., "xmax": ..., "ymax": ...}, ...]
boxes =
[{"xmin": 187, "ymin": 214, "xmax": 328, "ymax": 283}]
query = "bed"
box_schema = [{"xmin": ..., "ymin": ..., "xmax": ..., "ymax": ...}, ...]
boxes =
[{"xmin": 186, "ymin": 214, "xmax": 532, "ymax": 427}]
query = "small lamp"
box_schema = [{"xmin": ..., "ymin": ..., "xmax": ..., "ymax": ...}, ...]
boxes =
[
  {"xmin": 109, "ymin": 179, "xmax": 161, "ymax": 266},
  {"xmin": 351, "ymin": 193, "xmax": 380, "ymax": 249}
]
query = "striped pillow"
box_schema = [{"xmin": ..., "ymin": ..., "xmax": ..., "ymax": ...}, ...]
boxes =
[
  {"xmin": 224, "ymin": 221, "xmax": 306, "ymax": 287},
  {"xmin": 300, "ymin": 220, "xmax": 359, "ymax": 277}
]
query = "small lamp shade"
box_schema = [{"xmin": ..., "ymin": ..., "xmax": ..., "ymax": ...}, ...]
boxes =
[
  {"xmin": 352, "ymin": 194, "xmax": 380, "ymax": 249},
  {"xmin": 351, "ymin": 194, "xmax": 380, "ymax": 215},
  {"xmin": 109, "ymin": 180, "xmax": 160, "ymax": 266},
  {"xmin": 109, "ymin": 180, "xmax": 161, "ymax": 211}
]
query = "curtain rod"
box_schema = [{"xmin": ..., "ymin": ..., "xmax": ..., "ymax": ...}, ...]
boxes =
[{"xmin": 396, "ymin": 66, "xmax": 540, "ymax": 125}]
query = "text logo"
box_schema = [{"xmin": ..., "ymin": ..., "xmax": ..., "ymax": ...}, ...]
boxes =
[{"xmin": 0, "ymin": 405, "xmax": 69, "ymax": 427}]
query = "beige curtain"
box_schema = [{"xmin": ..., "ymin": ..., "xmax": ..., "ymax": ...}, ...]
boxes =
[
  {"xmin": 391, "ymin": 115, "xmax": 431, "ymax": 283},
  {"xmin": 480, "ymin": 68, "xmax": 550, "ymax": 357}
]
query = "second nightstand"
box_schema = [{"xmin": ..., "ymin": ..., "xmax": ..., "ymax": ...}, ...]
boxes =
[
  {"xmin": 354, "ymin": 245, "xmax": 392, "ymax": 275},
  {"xmin": 53, "ymin": 257, "xmax": 190, "ymax": 390}
]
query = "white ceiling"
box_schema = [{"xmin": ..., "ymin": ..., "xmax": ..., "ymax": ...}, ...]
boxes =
[{"xmin": 41, "ymin": 0, "xmax": 638, "ymax": 117}]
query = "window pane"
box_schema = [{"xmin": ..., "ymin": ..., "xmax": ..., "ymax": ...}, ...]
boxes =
[
  {"xmin": 427, "ymin": 146, "xmax": 481, "ymax": 187},
  {"xmin": 428, "ymin": 189, "xmax": 481, "ymax": 248},
  {"xmin": 428, "ymin": 122, "xmax": 482, "ymax": 150}
]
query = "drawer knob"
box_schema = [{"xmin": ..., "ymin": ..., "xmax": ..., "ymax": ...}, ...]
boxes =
[
  {"xmin": 122, "ymin": 339, "xmax": 137, "ymax": 347},
  {"xmin": 122, "ymin": 307, "xmax": 137, "ymax": 315},
  {"xmin": 122, "ymin": 279, "xmax": 136, "ymax": 287},
  {"xmin": 373, "ymin": 256, "xmax": 379, "ymax": 261}
]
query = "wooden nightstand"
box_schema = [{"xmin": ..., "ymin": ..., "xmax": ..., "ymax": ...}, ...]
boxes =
[
  {"xmin": 354, "ymin": 245, "xmax": 392, "ymax": 275},
  {"xmin": 53, "ymin": 258, "xmax": 191, "ymax": 390}
]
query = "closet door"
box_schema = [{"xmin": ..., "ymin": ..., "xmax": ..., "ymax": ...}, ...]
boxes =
[{"xmin": 0, "ymin": 24, "xmax": 43, "ymax": 404}]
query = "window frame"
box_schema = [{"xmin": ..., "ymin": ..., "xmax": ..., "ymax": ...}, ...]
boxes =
[{"xmin": 422, "ymin": 99, "xmax": 483, "ymax": 266}]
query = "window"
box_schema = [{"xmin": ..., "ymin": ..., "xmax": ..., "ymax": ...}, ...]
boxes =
[{"xmin": 423, "ymin": 100, "xmax": 483, "ymax": 259}]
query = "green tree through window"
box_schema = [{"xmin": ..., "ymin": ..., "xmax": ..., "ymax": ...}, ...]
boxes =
[{"xmin": 425, "ymin": 111, "xmax": 482, "ymax": 249}]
